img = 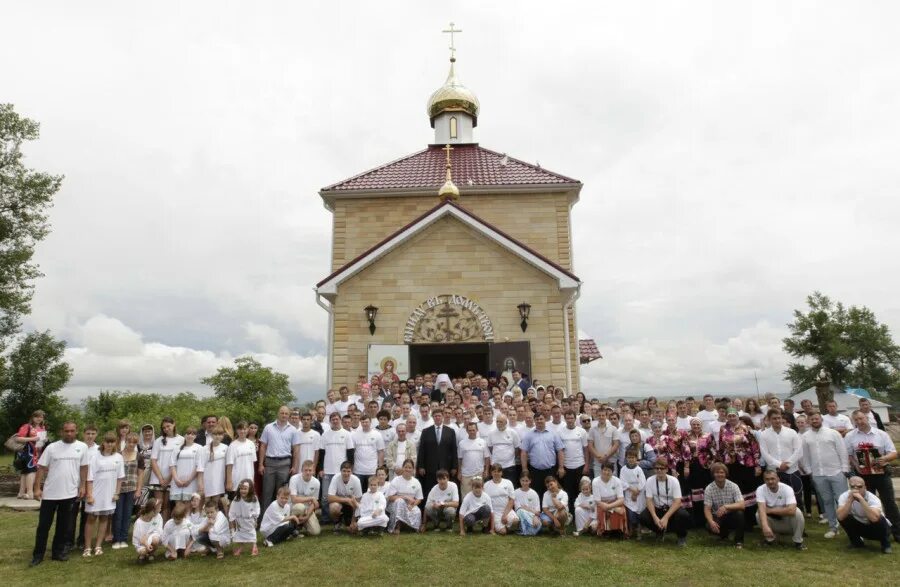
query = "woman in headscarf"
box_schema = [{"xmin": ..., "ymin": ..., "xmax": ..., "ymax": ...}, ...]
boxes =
[
  {"xmin": 717, "ymin": 408, "xmax": 761, "ymax": 527},
  {"xmin": 682, "ymin": 417, "xmax": 714, "ymax": 527}
]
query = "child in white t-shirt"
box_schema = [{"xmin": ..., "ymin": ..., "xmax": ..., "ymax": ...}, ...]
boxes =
[
  {"xmin": 196, "ymin": 500, "xmax": 231, "ymax": 558},
  {"xmin": 162, "ymin": 502, "xmax": 194, "ymax": 559},
  {"xmin": 573, "ymin": 476, "xmax": 596, "ymax": 536},
  {"xmin": 619, "ymin": 450, "xmax": 647, "ymax": 539},
  {"xmin": 170, "ymin": 427, "xmax": 204, "ymax": 502},
  {"xmin": 132, "ymin": 499, "xmax": 163, "ymax": 562},
  {"xmin": 201, "ymin": 427, "xmax": 229, "ymax": 513},
  {"xmin": 356, "ymin": 480, "xmax": 389, "ymax": 534},
  {"xmin": 228, "ymin": 479, "xmax": 260, "ymax": 556},
  {"xmin": 513, "ymin": 474, "xmax": 542, "ymax": 536},
  {"xmin": 260, "ymin": 486, "xmax": 300, "ymax": 546}
]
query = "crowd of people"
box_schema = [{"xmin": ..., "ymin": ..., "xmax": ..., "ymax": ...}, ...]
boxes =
[{"xmin": 26, "ymin": 369, "xmax": 899, "ymax": 566}]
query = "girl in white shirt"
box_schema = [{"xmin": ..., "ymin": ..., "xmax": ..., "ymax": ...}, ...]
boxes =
[
  {"xmin": 513, "ymin": 474, "xmax": 542, "ymax": 536},
  {"xmin": 202, "ymin": 426, "xmax": 229, "ymax": 513},
  {"xmin": 187, "ymin": 493, "xmax": 207, "ymax": 553},
  {"xmin": 170, "ymin": 428, "xmax": 203, "ymax": 502},
  {"xmin": 85, "ymin": 433, "xmax": 124, "ymax": 557},
  {"xmin": 459, "ymin": 476, "xmax": 493, "ymax": 535},
  {"xmin": 228, "ymin": 479, "xmax": 260, "ymax": 556},
  {"xmin": 132, "ymin": 499, "xmax": 163, "ymax": 562},
  {"xmin": 149, "ymin": 417, "xmax": 183, "ymax": 520},
  {"xmin": 619, "ymin": 450, "xmax": 647, "ymax": 539},
  {"xmin": 573, "ymin": 476, "xmax": 596, "ymax": 536},
  {"xmin": 225, "ymin": 421, "xmax": 257, "ymax": 496},
  {"xmin": 540, "ymin": 476, "xmax": 570, "ymax": 536},
  {"xmin": 386, "ymin": 459, "xmax": 423, "ymax": 534},
  {"xmin": 591, "ymin": 462, "xmax": 626, "ymax": 535},
  {"xmin": 162, "ymin": 502, "xmax": 194, "ymax": 559},
  {"xmin": 483, "ymin": 464, "xmax": 517, "ymax": 534}
]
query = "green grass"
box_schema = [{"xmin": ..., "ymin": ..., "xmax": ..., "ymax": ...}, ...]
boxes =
[{"xmin": 0, "ymin": 509, "xmax": 894, "ymax": 586}]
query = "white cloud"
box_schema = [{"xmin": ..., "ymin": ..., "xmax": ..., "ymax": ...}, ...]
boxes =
[
  {"xmin": 5, "ymin": 2, "xmax": 899, "ymax": 401},
  {"xmin": 62, "ymin": 315, "xmax": 326, "ymax": 403}
]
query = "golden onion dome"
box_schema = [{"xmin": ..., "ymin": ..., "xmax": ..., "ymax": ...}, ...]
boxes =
[{"xmin": 427, "ymin": 58, "xmax": 479, "ymax": 128}]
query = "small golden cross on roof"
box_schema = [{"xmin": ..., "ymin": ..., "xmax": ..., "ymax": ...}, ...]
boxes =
[
  {"xmin": 442, "ymin": 143, "xmax": 454, "ymax": 169},
  {"xmin": 442, "ymin": 22, "xmax": 462, "ymax": 60}
]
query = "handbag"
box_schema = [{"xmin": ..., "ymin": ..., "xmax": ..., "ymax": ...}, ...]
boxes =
[{"xmin": 5, "ymin": 433, "xmax": 26, "ymax": 452}]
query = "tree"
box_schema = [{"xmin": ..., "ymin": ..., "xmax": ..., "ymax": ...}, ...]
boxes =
[
  {"xmin": 783, "ymin": 292, "xmax": 900, "ymax": 402},
  {"xmin": 201, "ymin": 356, "xmax": 294, "ymax": 424},
  {"xmin": 0, "ymin": 105, "xmax": 64, "ymax": 352},
  {"xmin": 0, "ymin": 330, "xmax": 73, "ymax": 439},
  {"xmin": 81, "ymin": 390, "xmax": 241, "ymax": 435}
]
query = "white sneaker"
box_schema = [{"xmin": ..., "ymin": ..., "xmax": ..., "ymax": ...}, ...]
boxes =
[
  {"xmin": 264, "ymin": 540, "xmax": 274, "ymax": 547},
  {"xmin": 818, "ymin": 517, "xmax": 828, "ymax": 525},
  {"xmin": 824, "ymin": 530, "xmax": 837, "ymax": 539}
]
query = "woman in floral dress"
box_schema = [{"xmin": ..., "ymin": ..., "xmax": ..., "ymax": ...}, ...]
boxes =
[{"xmin": 716, "ymin": 408, "xmax": 762, "ymax": 526}]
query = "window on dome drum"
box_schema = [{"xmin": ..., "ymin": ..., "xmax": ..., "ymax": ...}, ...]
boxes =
[{"xmin": 449, "ymin": 116, "xmax": 458, "ymax": 139}]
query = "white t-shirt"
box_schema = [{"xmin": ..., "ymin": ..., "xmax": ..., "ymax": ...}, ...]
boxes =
[
  {"xmin": 822, "ymin": 413, "xmax": 852, "ymax": 432},
  {"xmin": 200, "ymin": 443, "xmax": 228, "ymax": 496},
  {"xmin": 375, "ymin": 425, "xmax": 397, "ymax": 446},
  {"xmin": 132, "ymin": 513, "xmax": 163, "ymax": 549},
  {"xmin": 645, "ymin": 474, "xmax": 682, "ymax": 509},
  {"xmin": 558, "ymin": 426, "xmax": 589, "ymax": 469},
  {"xmin": 87, "ymin": 452, "xmax": 124, "ymax": 512},
  {"xmin": 386, "ymin": 475, "xmax": 423, "ymax": 501},
  {"xmin": 328, "ymin": 474, "xmax": 363, "ymax": 500},
  {"xmin": 756, "ymin": 482, "xmax": 797, "ymax": 509},
  {"xmin": 618, "ymin": 465, "xmax": 647, "ymax": 513},
  {"xmin": 838, "ymin": 490, "xmax": 883, "ymax": 524},
  {"xmin": 458, "ymin": 437, "xmax": 490, "ymax": 477},
  {"xmin": 459, "ymin": 491, "xmax": 493, "ymax": 517},
  {"xmin": 321, "ymin": 428, "xmax": 355, "ymax": 475},
  {"xmin": 486, "ymin": 428, "xmax": 520, "ymax": 468},
  {"xmin": 225, "ymin": 439, "xmax": 257, "ymax": 487},
  {"xmin": 588, "ymin": 425, "xmax": 619, "ymax": 463},
  {"xmin": 592, "ymin": 475, "xmax": 624, "ymax": 502},
  {"xmin": 288, "ymin": 474, "xmax": 320, "ymax": 501},
  {"xmin": 149, "ymin": 435, "xmax": 184, "ymax": 484},
  {"xmin": 296, "ymin": 429, "xmax": 321, "ymax": 466},
  {"xmin": 675, "ymin": 416, "xmax": 693, "ymax": 432},
  {"xmin": 38, "ymin": 440, "xmax": 90, "ymax": 500},
  {"xmin": 697, "ymin": 409, "xmax": 719, "ymax": 432},
  {"xmin": 350, "ymin": 429, "xmax": 385, "ymax": 476},
  {"xmin": 426, "ymin": 482, "xmax": 460, "ymax": 508},
  {"xmin": 541, "ymin": 489, "xmax": 569, "ymax": 514},
  {"xmin": 171, "ymin": 443, "xmax": 204, "ymax": 490},
  {"xmin": 514, "ymin": 487, "xmax": 540, "ymax": 512},
  {"xmin": 260, "ymin": 500, "xmax": 291, "ymax": 537},
  {"xmin": 477, "ymin": 421, "xmax": 496, "ymax": 440},
  {"xmin": 483, "ymin": 478, "xmax": 515, "ymax": 514}
]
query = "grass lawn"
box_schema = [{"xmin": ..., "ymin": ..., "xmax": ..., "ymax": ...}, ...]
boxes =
[{"xmin": 0, "ymin": 509, "xmax": 894, "ymax": 586}]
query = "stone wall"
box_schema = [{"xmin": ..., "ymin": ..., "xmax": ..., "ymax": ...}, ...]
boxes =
[{"xmin": 329, "ymin": 214, "xmax": 579, "ymax": 392}]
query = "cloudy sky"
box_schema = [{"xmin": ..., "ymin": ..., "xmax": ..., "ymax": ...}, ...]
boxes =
[{"xmin": 4, "ymin": 1, "xmax": 899, "ymax": 403}]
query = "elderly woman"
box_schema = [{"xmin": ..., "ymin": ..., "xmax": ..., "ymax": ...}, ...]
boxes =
[
  {"xmin": 15, "ymin": 410, "xmax": 47, "ymax": 500},
  {"xmin": 682, "ymin": 417, "xmax": 714, "ymax": 527},
  {"xmin": 717, "ymin": 408, "xmax": 762, "ymax": 526},
  {"xmin": 386, "ymin": 459, "xmax": 423, "ymax": 534}
]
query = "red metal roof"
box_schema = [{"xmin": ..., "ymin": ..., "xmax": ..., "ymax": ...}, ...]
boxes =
[
  {"xmin": 322, "ymin": 144, "xmax": 580, "ymax": 192},
  {"xmin": 316, "ymin": 199, "xmax": 580, "ymax": 289},
  {"xmin": 579, "ymin": 339, "xmax": 602, "ymax": 364}
]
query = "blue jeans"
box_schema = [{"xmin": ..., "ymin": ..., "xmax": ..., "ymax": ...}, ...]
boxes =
[
  {"xmin": 812, "ymin": 473, "xmax": 847, "ymax": 530},
  {"xmin": 320, "ymin": 474, "xmax": 334, "ymax": 523},
  {"xmin": 113, "ymin": 491, "xmax": 135, "ymax": 543}
]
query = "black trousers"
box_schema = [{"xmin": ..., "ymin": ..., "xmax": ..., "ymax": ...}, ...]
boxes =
[
  {"xmin": 266, "ymin": 521, "xmax": 298, "ymax": 544},
  {"xmin": 528, "ymin": 466, "xmax": 553, "ymax": 503},
  {"xmin": 639, "ymin": 506, "xmax": 690, "ymax": 538},
  {"xmin": 34, "ymin": 497, "xmax": 76, "ymax": 560},
  {"xmin": 561, "ymin": 467, "xmax": 583, "ymax": 518},
  {"xmin": 65, "ymin": 498, "xmax": 87, "ymax": 549},
  {"xmin": 861, "ymin": 472, "xmax": 900, "ymax": 539},
  {"xmin": 839, "ymin": 515, "xmax": 891, "ymax": 548},
  {"xmin": 501, "ymin": 466, "xmax": 518, "ymax": 488},
  {"xmin": 709, "ymin": 510, "xmax": 745, "ymax": 543},
  {"xmin": 358, "ymin": 474, "xmax": 370, "ymax": 493}
]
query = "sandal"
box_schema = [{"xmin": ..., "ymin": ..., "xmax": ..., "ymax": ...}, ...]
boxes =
[
  {"xmin": 216, "ymin": 551, "xmax": 225, "ymax": 559},
  {"xmin": 250, "ymin": 545, "xmax": 259, "ymax": 556},
  {"xmin": 82, "ymin": 548, "xmax": 92, "ymax": 558},
  {"xmin": 94, "ymin": 546, "xmax": 103, "ymax": 556}
]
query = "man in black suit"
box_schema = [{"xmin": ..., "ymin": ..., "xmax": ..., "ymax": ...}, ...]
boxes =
[{"xmin": 417, "ymin": 409, "xmax": 458, "ymax": 502}]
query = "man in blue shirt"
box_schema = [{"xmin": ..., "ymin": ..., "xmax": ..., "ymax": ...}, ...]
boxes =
[{"xmin": 520, "ymin": 413, "xmax": 564, "ymax": 501}]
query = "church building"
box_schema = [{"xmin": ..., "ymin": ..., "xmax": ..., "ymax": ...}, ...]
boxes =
[{"xmin": 315, "ymin": 29, "xmax": 596, "ymax": 394}]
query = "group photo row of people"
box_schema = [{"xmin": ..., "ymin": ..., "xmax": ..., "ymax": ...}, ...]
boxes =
[{"xmin": 23, "ymin": 369, "xmax": 899, "ymax": 566}]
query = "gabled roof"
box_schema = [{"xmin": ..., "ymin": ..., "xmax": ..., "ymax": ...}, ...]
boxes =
[
  {"xmin": 321, "ymin": 144, "xmax": 580, "ymax": 193},
  {"xmin": 316, "ymin": 200, "xmax": 580, "ymax": 297}
]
